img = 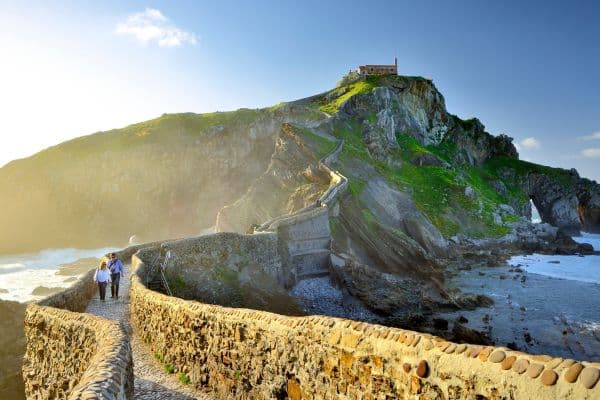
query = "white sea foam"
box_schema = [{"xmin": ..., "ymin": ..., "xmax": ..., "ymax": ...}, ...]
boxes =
[
  {"xmin": 509, "ymin": 233, "xmax": 600, "ymax": 284},
  {"xmin": 0, "ymin": 247, "xmax": 117, "ymax": 302},
  {"xmin": 574, "ymin": 232, "xmax": 600, "ymax": 250}
]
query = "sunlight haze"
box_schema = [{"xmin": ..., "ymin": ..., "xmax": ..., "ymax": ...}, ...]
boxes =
[{"xmin": 0, "ymin": 0, "xmax": 598, "ymax": 181}]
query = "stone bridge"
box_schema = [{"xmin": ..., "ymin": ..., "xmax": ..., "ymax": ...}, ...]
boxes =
[{"xmin": 21, "ymin": 139, "xmax": 600, "ymax": 399}]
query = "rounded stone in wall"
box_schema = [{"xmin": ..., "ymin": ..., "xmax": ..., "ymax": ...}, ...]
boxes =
[
  {"xmin": 564, "ymin": 363, "xmax": 583, "ymax": 383},
  {"xmin": 512, "ymin": 359, "xmax": 529, "ymax": 374},
  {"xmin": 579, "ymin": 367, "xmax": 600, "ymax": 389},
  {"xmin": 488, "ymin": 350, "xmax": 505, "ymax": 363},
  {"xmin": 540, "ymin": 369, "xmax": 558, "ymax": 386},
  {"xmin": 501, "ymin": 356, "xmax": 517, "ymax": 370},
  {"xmin": 416, "ymin": 360, "xmax": 429, "ymax": 378},
  {"xmin": 527, "ymin": 363, "xmax": 544, "ymax": 379}
]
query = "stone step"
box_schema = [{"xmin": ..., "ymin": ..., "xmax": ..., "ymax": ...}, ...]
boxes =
[
  {"xmin": 286, "ymin": 236, "xmax": 331, "ymax": 256},
  {"xmin": 297, "ymin": 271, "xmax": 330, "ymax": 280}
]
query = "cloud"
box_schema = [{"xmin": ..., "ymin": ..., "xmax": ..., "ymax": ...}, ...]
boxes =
[
  {"xmin": 116, "ymin": 8, "xmax": 197, "ymax": 47},
  {"xmin": 578, "ymin": 131, "xmax": 600, "ymax": 141},
  {"xmin": 519, "ymin": 137, "xmax": 540, "ymax": 150},
  {"xmin": 581, "ymin": 148, "xmax": 600, "ymax": 158}
]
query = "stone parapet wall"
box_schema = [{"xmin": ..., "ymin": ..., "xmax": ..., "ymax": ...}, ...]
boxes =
[
  {"xmin": 130, "ymin": 254, "xmax": 600, "ymax": 400},
  {"xmin": 152, "ymin": 232, "xmax": 286, "ymax": 289},
  {"xmin": 23, "ymin": 268, "xmax": 133, "ymax": 399},
  {"xmin": 38, "ymin": 268, "xmax": 97, "ymax": 311}
]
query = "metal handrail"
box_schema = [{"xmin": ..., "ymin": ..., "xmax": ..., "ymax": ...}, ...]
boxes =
[
  {"xmin": 159, "ymin": 251, "xmax": 173, "ymax": 296},
  {"xmin": 147, "ymin": 250, "xmax": 173, "ymax": 296}
]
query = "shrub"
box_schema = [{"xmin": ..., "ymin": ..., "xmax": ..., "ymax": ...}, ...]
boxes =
[
  {"xmin": 178, "ymin": 373, "xmax": 190, "ymax": 384},
  {"xmin": 164, "ymin": 363, "xmax": 175, "ymax": 374}
]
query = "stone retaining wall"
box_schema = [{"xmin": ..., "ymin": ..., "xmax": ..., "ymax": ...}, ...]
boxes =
[
  {"xmin": 130, "ymin": 253, "xmax": 600, "ymax": 399},
  {"xmin": 275, "ymin": 207, "xmax": 332, "ymax": 282},
  {"xmin": 23, "ymin": 268, "xmax": 133, "ymax": 399}
]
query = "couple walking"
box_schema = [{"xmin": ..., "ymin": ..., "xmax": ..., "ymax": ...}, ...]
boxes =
[{"xmin": 93, "ymin": 253, "xmax": 125, "ymax": 301}]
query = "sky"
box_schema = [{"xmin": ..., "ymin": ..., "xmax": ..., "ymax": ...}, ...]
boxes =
[{"xmin": 0, "ymin": 0, "xmax": 598, "ymax": 181}]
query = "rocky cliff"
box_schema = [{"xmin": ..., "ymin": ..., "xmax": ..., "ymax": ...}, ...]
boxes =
[
  {"xmin": 1, "ymin": 73, "xmax": 598, "ymax": 256},
  {"xmin": 0, "ymin": 106, "xmax": 324, "ymax": 253}
]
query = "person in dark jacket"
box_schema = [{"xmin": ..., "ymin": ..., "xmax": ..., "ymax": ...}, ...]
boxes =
[{"xmin": 107, "ymin": 253, "xmax": 125, "ymax": 299}]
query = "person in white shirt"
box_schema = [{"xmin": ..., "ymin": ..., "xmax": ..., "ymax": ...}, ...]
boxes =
[{"xmin": 93, "ymin": 261, "xmax": 112, "ymax": 301}]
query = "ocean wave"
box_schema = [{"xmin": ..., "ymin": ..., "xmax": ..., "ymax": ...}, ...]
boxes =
[
  {"xmin": 0, "ymin": 263, "xmax": 25, "ymax": 274},
  {"xmin": 0, "ymin": 246, "xmax": 117, "ymax": 302},
  {"xmin": 509, "ymin": 252, "xmax": 600, "ymax": 285}
]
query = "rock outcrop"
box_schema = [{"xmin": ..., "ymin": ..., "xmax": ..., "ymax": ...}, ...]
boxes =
[
  {"xmin": 1, "ymin": 73, "xmax": 598, "ymax": 255},
  {"xmin": 443, "ymin": 117, "xmax": 519, "ymax": 166},
  {"xmin": 0, "ymin": 300, "xmax": 26, "ymax": 399},
  {"xmin": 577, "ymin": 178, "xmax": 600, "ymax": 233},
  {"xmin": 215, "ymin": 123, "xmax": 330, "ymax": 233},
  {"xmin": 0, "ymin": 106, "xmax": 325, "ymax": 253},
  {"xmin": 525, "ymin": 171, "xmax": 582, "ymax": 234}
]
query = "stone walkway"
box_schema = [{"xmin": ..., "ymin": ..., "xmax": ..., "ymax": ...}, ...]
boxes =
[{"xmin": 85, "ymin": 267, "xmax": 215, "ymax": 400}]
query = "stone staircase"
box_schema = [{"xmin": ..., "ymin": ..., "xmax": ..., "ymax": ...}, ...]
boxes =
[{"xmin": 253, "ymin": 139, "xmax": 347, "ymax": 286}]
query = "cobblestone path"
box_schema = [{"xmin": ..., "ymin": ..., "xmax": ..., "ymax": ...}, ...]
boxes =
[{"xmin": 85, "ymin": 266, "xmax": 215, "ymax": 400}]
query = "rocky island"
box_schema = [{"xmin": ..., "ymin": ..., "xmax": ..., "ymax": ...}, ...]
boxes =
[{"xmin": 2, "ymin": 72, "xmax": 599, "ymax": 399}]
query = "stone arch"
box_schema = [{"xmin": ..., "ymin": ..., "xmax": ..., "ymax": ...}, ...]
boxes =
[{"xmin": 525, "ymin": 172, "xmax": 581, "ymax": 234}]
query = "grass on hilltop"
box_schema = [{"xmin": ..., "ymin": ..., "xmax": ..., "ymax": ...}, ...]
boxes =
[{"xmin": 332, "ymin": 121, "xmax": 524, "ymax": 237}]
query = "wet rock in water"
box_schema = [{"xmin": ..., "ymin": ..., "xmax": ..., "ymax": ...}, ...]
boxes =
[
  {"xmin": 514, "ymin": 267, "xmax": 524, "ymax": 273},
  {"xmin": 478, "ymin": 271, "xmax": 485, "ymax": 276},
  {"xmin": 482, "ymin": 314, "xmax": 491, "ymax": 324},
  {"xmin": 452, "ymin": 323, "xmax": 490, "ymax": 345},
  {"xmin": 548, "ymin": 260, "xmax": 561, "ymax": 264},
  {"xmin": 520, "ymin": 275, "xmax": 527, "ymax": 283},
  {"xmin": 454, "ymin": 293, "xmax": 494, "ymax": 310},
  {"xmin": 30, "ymin": 286, "xmax": 64, "ymax": 296},
  {"xmin": 456, "ymin": 315, "xmax": 469, "ymax": 324},
  {"xmin": 506, "ymin": 342, "xmax": 520, "ymax": 351},
  {"xmin": 499, "ymin": 274, "xmax": 507, "ymax": 280},
  {"xmin": 407, "ymin": 313, "xmax": 426, "ymax": 326},
  {"xmin": 433, "ymin": 318, "xmax": 449, "ymax": 330},
  {"xmin": 523, "ymin": 332, "xmax": 532, "ymax": 343}
]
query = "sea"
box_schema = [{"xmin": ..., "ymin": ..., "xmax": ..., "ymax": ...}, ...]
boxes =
[
  {"xmin": 0, "ymin": 246, "xmax": 117, "ymax": 302},
  {"xmin": 434, "ymin": 232, "xmax": 600, "ymax": 361},
  {"xmin": 510, "ymin": 233, "xmax": 600, "ymax": 284}
]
